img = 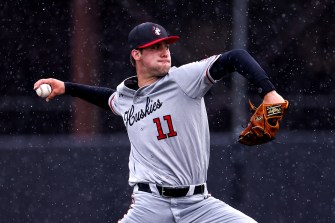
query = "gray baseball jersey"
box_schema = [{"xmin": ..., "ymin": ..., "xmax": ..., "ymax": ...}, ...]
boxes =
[{"xmin": 109, "ymin": 55, "xmax": 220, "ymax": 187}]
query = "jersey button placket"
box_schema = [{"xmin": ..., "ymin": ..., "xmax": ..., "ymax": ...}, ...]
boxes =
[
  {"xmin": 133, "ymin": 96, "xmax": 140, "ymax": 103},
  {"xmin": 133, "ymin": 90, "xmax": 140, "ymax": 103},
  {"xmin": 133, "ymin": 88, "xmax": 144, "ymax": 104}
]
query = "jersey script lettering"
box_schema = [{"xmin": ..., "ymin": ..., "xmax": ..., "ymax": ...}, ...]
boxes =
[{"xmin": 124, "ymin": 97, "xmax": 163, "ymax": 126}]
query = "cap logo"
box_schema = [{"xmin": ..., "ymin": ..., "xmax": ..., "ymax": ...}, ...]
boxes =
[{"xmin": 153, "ymin": 26, "xmax": 161, "ymax": 36}]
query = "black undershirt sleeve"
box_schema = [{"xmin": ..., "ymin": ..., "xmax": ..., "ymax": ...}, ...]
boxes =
[
  {"xmin": 210, "ymin": 49, "xmax": 276, "ymax": 98},
  {"xmin": 64, "ymin": 82, "xmax": 115, "ymax": 110}
]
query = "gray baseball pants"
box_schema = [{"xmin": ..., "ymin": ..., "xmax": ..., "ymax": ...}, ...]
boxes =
[{"xmin": 118, "ymin": 184, "xmax": 257, "ymax": 223}]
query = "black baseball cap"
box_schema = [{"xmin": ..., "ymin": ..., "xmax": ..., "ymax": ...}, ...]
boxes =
[{"xmin": 128, "ymin": 22, "xmax": 180, "ymax": 50}]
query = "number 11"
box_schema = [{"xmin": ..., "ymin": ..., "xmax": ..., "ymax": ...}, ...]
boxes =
[{"xmin": 153, "ymin": 115, "xmax": 177, "ymax": 140}]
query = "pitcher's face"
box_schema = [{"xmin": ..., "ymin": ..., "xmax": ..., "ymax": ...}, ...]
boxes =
[{"xmin": 138, "ymin": 42, "xmax": 171, "ymax": 77}]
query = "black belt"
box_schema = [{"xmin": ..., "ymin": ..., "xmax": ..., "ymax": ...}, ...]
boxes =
[{"xmin": 137, "ymin": 183, "xmax": 205, "ymax": 197}]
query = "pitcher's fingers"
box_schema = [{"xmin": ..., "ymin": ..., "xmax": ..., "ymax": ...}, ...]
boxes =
[{"xmin": 33, "ymin": 78, "xmax": 52, "ymax": 90}]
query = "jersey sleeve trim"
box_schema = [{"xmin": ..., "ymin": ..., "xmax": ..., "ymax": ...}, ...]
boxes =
[
  {"xmin": 205, "ymin": 55, "xmax": 221, "ymax": 84},
  {"xmin": 108, "ymin": 92, "xmax": 120, "ymax": 116},
  {"xmin": 206, "ymin": 69, "xmax": 215, "ymax": 84}
]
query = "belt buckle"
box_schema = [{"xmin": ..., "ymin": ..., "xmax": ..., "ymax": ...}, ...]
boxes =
[
  {"xmin": 160, "ymin": 186, "xmax": 189, "ymax": 197},
  {"xmin": 161, "ymin": 186, "xmax": 175, "ymax": 197},
  {"xmin": 161, "ymin": 186, "xmax": 167, "ymax": 197}
]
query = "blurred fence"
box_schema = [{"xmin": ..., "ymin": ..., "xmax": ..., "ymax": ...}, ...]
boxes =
[{"xmin": 0, "ymin": 131, "xmax": 334, "ymax": 223}]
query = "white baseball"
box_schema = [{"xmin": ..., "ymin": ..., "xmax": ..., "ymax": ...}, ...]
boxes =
[{"xmin": 36, "ymin": 84, "xmax": 52, "ymax": 98}]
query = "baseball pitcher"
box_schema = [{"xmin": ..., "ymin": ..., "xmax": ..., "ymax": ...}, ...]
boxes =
[{"xmin": 34, "ymin": 22, "xmax": 288, "ymax": 222}]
